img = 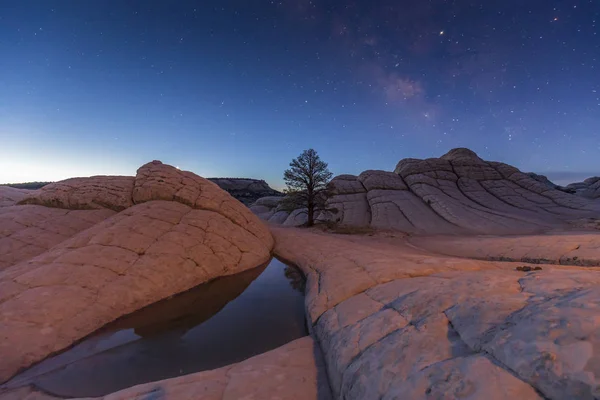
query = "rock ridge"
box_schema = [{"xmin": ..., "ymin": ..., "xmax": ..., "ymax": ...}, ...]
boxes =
[
  {"xmin": 322, "ymin": 148, "xmax": 599, "ymax": 235},
  {"xmin": 0, "ymin": 161, "xmax": 274, "ymax": 383}
]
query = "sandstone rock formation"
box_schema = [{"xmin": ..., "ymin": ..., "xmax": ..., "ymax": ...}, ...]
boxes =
[
  {"xmin": 567, "ymin": 177, "xmax": 600, "ymax": 200},
  {"xmin": 207, "ymin": 178, "xmax": 282, "ymax": 206},
  {"xmin": 250, "ymin": 196, "xmax": 310, "ymax": 226},
  {"xmin": 249, "ymin": 196, "xmax": 284, "ymax": 219},
  {"xmin": 3, "ymin": 151, "xmax": 600, "ymax": 400},
  {"xmin": 0, "ymin": 161, "xmax": 273, "ymax": 384},
  {"xmin": 273, "ymin": 227, "xmax": 600, "ymax": 400},
  {"xmin": 325, "ymin": 148, "xmax": 600, "ymax": 234},
  {"xmin": 0, "ymin": 186, "xmax": 32, "ymax": 208},
  {"xmin": 524, "ymin": 172, "xmax": 575, "ymax": 194},
  {"xmin": 19, "ymin": 176, "xmax": 135, "ymax": 211}
]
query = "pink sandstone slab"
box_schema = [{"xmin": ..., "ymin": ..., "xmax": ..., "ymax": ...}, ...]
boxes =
[
  {"xmin": 19, "ymin": 176, "xmax": 135, "ymax": 211},
  {"xmin": 0, "ymin": 162, "xmax": 273, "ymax": 384},
  {"xmin": 0, "ymin": 187, "xmax": 32, "ymax": 208},
  {"xmin": 0, "ymin": 205, "xmax": 115, "ymax": 270},
  {"xmin": 272, "ymin": 227, "xmax": 600, "ymax": 399},
  {"xmin": 408, "ymin": 233, "xmax": 600, "ymax": 267}
]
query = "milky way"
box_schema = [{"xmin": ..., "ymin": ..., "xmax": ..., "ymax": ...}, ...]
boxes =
[{"xmin": 1, "ymin": 1, "xmax": 599, "ymax": 186}]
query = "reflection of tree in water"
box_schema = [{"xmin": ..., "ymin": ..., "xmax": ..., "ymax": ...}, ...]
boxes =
[{"xmin": 284, "ymin": 265, "xmax": 306, "ymax": 293}]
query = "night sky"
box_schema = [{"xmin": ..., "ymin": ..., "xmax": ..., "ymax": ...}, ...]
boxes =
[{"xmin": 1, "ymin": 1, "xmax": 599, "ymax": 187}]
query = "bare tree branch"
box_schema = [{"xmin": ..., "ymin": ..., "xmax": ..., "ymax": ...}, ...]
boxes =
[{"xmin": 283, "ymin": 149, "xmax": 333, "ymax": 226}]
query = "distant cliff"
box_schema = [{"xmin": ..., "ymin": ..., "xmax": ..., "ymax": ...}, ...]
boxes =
[
  {"xmin": 2, "ymin": 182, "xmax": 51, "ymax": 190},
  {"xmin": 207, "ymin": 178, "xmax": 282, "ymax": 206}
]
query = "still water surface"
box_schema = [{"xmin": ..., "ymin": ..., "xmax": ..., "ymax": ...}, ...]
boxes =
[{"xmin": 8, "ymin": 258, "xmax": 307, "ymax": 397}]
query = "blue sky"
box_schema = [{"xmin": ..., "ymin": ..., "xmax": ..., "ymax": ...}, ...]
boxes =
[{"xmin": 1, "ymin": 1, "xmax": 598, "ymax": 188}]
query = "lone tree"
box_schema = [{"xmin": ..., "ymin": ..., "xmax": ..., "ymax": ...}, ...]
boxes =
[{"xmin": 283, "ymin": 149, "xmax": 333, "ymax": 227}]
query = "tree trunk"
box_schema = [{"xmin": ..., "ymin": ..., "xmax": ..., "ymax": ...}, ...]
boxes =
[{"xmin": 307, "ymin": 199, "xmax": 314, "ymax": 227}]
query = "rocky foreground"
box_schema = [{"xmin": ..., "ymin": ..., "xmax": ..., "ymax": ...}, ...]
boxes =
[
  {"xmin": 0, "ymin": 161, "xmax": 274, "ymax": 385},
  {"xmin": 1, "ymin": 151, "xmax": 600, "ymax": 400},
  {"xmin": 274, "ymin": 228, "xmax": 600, "ymax": 399}
]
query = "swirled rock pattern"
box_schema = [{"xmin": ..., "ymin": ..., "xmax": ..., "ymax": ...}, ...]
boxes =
[
  {"xmin": 0, "ymin": 161, "xmax": 273, "ymax": 384},
  {"xmin": 273, "ymin": 227, "xmax": 600, "ymax": 400},
  {"xmin": 325, "ymin": 148, "xmax": 599, "ymax": 234},
  {"xmin": 567, "ymin": 177, "xmax": 600, "ymax": 200}
]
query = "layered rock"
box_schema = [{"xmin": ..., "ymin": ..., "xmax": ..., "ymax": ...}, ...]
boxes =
[
  {"xmin": 249, "ymin": 196, "xmax": 285, "ymax": 220},
  {"xmin": 0, "ymin": 186, "xmax": 32, "ymax": 208},
  {"xmin": 525, "ymin": 172, "xmax": 574, "ymax": 193},
  {"xmin": 249, "ymin": 196, "xmax": 310, "ymax": 226},
  {"xmin": 325, "ymin": 148, "xmax": 599, "ymax": 234},
  {"xmin": 326, "ymin": 175, "xmax": 371, "ymax": 227},
  {"xmin": 207, "ymin": 178, "xmax": 282, "ymax": 206},
  {"xmin": 19, "ymin": 176, "xmax": 135, "ymax": 211},
  {"xmin": 0, "ymin": 161, "xmax": 273, "ymax": 384},
  {"xmin": 567, "ymin": 177, "xmax": 600, "ymax": 200},
  {"xmin": 273, "ymin": 227, "xmax": 600, "ymax": 400}
]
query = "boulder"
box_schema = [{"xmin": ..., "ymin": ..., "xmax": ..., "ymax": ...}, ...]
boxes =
[
  {"xmin": 0, "ymin": 161, "xmax": 273, "ymax": 384},
  {"xmin": 283, "ymin": 208, "xmax": 309, "ymax": 226},
  {"xmin": 268, "ymin": 210, "xmax": 291, "ymax": 224},
  {"xmin": 249, "ymin": 196, "xmax": 284, "ymax": 222},
  {"xmin": 253, "ymin": 195, "xmax": 284, "ymax": 208},
  {"xmin": 250, "ymin": 196, "xmax": 318, "ymax": 227}
]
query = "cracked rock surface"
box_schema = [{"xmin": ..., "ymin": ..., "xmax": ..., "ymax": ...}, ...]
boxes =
[
  {"xmin": 2, "ymin": 153, "xmax": 599, "ymax": 400},
  {"xmin": 325, "ymin": 148, "xmax": 600, "ymax": 234},
  {"xmin": 0, "ymin": 161, "xmax": 274, "ymax": 384},
  {"xmin": 0, "ymin": 187, "xmax": 32, "ymax": 208},
  {"xmin": 273, "ymin": 227, "xmax": 600, "ymax": 399}
]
